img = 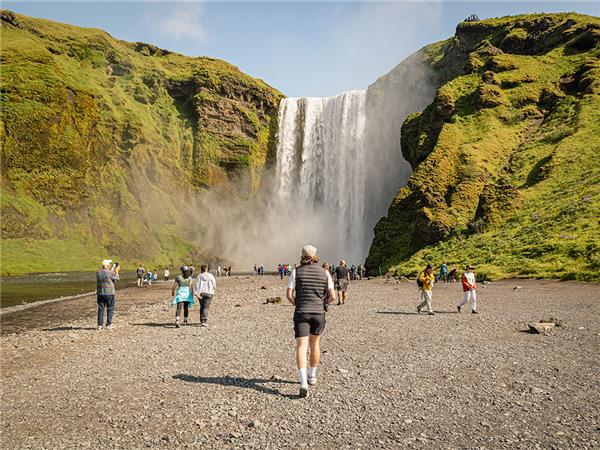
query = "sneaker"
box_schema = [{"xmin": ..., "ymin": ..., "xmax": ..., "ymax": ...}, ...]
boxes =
[
  {"xmin": 428, "ymin": 312, "xmax": 435, "ymax": 316},
  {"xmin": 299, "ymin": 384, "xmax": 309, "ymax": 398},
  {"xmin": 457, "ymin": 306, "xmax": 462, "ymax": 313},
  {"xmin": 183, "ymin": 320, "xmax": 189, "ymax": 326},
  {"xmin": 308, "ymin": 377, "xmax": 317, "ymax": 386},
  {"xmin": 472, "ymin": 310, "xmax": 478, "ymax": 315},
  {"xmin": 97, "ymin": 325, "xmax": 103, "ymax": 330},
  {"xmin": 175, "ymin": 321, "xmax": 181, "ymax": 328},
  {"xmin": 200, "ymin": 322, "xmax": 208, "ymax": 327},
  {"xmin": 416, "ymin": 306, "xmax": 422, "ymax": 314},
  {"xmin": 106, "ymin": 324, "xmax": 113, "ymax": 330}
]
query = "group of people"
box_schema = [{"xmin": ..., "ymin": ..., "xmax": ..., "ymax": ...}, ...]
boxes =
[
  {"xmin": 95, "ymin": 247, "xmax": 478, "ymax": 398},
  {"xmin": 277, "ymin": 263, "xmax": 293, "ymax": 280},
  {"xmin": 135, "ymin": 265, "xmax": 161, "ymax": 286},
  {"xmin": 253, "ymin": 264, "xmax": 266, "ymax": 276},
  {"xmin": 417, "ymin": 263, "xmax": 478, "ymax": 315}
]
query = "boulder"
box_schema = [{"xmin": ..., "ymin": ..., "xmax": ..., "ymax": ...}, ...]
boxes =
[{"xmin": 528, "ymin": 322, "xmax": 556, "ymax": 334}]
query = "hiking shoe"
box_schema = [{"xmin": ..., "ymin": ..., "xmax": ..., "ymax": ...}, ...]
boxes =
[
  {"xmin": 428, "ymin": 312, "xmax": 435, "ymax": 316},
  {"xmin": 457, "ymin": 306, "xmax": 462, "ymax": 313},
  {"xmin": 299, "ymin": 384, "xmax": 309, "ymax": 398},
  {"xmin": 472, "ymin": 310, "xmax": 478, "ymax": 315},
  {"xmin": 200, "ymin": 322, "xmax": 208, "ymax": 327},
  {"xmin": 308, "ymin": 377, "xmax": 317, "ymax": 386},
  {"xmin": 175, "ymin": 321, "xmax": 181, "ymax": 328},
  {"xmin": 416, "ymin": 306, "xmax": 422, "ymax": 314}
]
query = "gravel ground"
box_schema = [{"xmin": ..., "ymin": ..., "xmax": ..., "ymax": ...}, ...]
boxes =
[{"xmin": 1, "ymin": 276, "xmax": 599, "ymax": 449}]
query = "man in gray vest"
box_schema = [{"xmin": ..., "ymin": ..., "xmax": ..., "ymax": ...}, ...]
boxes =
[{"xmin": 286, "ymin": 245, "xmax": 335, "ymax": 398}]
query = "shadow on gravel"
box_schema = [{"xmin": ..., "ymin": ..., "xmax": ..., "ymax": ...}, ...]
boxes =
[
  {"xmin": 43, "ymin": 326, "xmax": 98, "ymax": 331},
  {"xmin": 376, "ymin": 310, "xmax": 458, "ymax": 315},
  {"xmin": 173, "ymin": 374, "xmax": 298, "ymax": 398},
  {"xmin": 133, "ymin": 323, "xmax": 179, "ymax": 328}
]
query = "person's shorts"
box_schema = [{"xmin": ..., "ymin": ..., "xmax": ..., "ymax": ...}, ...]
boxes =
[
  {"xmin": 294, "ymin": 312, "xmax": 326, "ymax": 338},
  {"xmin": 336, "ymin": 280, "xmax": 348, "ymax": 292}
]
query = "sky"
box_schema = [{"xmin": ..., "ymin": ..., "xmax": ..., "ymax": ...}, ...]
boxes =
[{"xmin": 4, "ymin": 1, "xmax": 599, "ymax": 97}]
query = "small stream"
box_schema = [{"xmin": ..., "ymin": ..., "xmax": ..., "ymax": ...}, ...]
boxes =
[{"xmin": 0, "ymin": 271, "xmax": 138, "ymax": 308}]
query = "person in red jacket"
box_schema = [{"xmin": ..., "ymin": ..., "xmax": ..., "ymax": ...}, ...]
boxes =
[{"xmin": 457, "ymin": 265, "xmax": 478, "ymax": 314}]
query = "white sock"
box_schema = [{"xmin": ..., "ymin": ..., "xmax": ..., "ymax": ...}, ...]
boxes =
[
  {"xmin": 308, "ymin": 367, "xmax": 317, "ymax": 378},
  {"xmin": 176, "ymin": 316, "xmax": 180, "ymax": 321},
  {"xmin": 298, "ymin": 368, "xmax": 307, "ymax": 385}
]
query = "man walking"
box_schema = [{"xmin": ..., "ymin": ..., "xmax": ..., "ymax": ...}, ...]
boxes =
[
  {"xmin": 334, "ymin": 260, "xmax": 350, "ymax": 305},
  {"xmin": 416, "ymin": 264, "xmax": 435, "ymax": 315},
  {"xmin": 287, "ymin": 245, "xmax": 335, "ymax": 398},
  {"xmin": 136, "ymin": 264, "xmax": 145, "ymax": 287},
  {"xmin": 458, "ymin": 265, "xmax": 478, "ymax": 314},
  {"xmin": 193, "ymin": 265, "xmax": 217, "ymax": 327},
  {"xmin": 438, "ymin": 261, "xmax": 448, "ymax": 282},
  {"xmin": 96, "ymin": 259, "xmax": 120, "ymax": 329}
]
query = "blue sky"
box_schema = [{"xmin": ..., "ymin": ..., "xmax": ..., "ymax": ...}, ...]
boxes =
[{"xmin": 5, "ymin": 1, "xmax": 599, "ymax": 97}]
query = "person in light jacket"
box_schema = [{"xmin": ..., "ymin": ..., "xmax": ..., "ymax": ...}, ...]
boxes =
[{"xmin": 193, "ymin": 265, "xmax": 217, "ymax": 327}]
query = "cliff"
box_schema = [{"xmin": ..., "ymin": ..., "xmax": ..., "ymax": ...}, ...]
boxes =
[
  {"xmin": 367, "ymin": 13, "xmax": 600, "ymax": 281},
  {"xmin": 0, "ymin": 10, "xmax": 283, "ymax": 274}
]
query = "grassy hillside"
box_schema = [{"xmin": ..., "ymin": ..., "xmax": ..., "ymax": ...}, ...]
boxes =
[
  {"xmin": 367, "ymin": 13, "xmax": 600, "ymax": 281},
  {"xmin": 0, "ymin": 10, "xmax": 283, "ymax": 274}
]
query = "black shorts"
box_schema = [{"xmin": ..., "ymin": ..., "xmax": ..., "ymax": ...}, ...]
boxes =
[{"xmin": 294, "ymin": 312, "xmax": 326, "ymax": 338}]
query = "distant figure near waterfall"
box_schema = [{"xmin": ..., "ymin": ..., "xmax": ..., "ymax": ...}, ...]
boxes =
[
  {"xmin": 96, "ymin": 259, "xmax": 120, "ymax": 330},
  {"xmin": 458, "ymin": 265, "xmax": 478, "ymax": 314},
  {"xmin": 164, "ymin": 267, "xmax": 170, "ymax": 282},
  {"xmin": 335, "ymin": 260, "xmax": 350, "ymax": 305},
  {"xmin": 287, "ymin": 245, "xmax": 335, "ymax": 398},
  {"xmin": 171, "ymin": 266, "xmax": 194, "ymax": 327},
  {"xmin": 136, "ymin": 264, "xmax": 145, "ymax": 287},
  {"xmin": 193, "ymin": 265, "xmax": 216, "ymax": 327},
  {"xmin": 416, "ymin": 264, "xmax": 435, "ymax": 315}
]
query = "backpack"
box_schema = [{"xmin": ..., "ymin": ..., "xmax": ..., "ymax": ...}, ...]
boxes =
[{"xmin": 416, "ymin": 272, "xmax": 424, "ymax": 288}]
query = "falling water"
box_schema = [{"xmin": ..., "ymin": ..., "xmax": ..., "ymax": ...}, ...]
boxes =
[{"xmin": 274, "ymin": 91, "xmax": 370, "ymax": 264}]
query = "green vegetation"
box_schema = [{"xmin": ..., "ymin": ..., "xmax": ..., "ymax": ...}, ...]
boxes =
[
  {"xmin": 0, "ymin": 10, "xmax": 283, "ymax": 275},
  {"xmin": 367, "ymin": 13, "xmax": 600, "ymax": 281}
]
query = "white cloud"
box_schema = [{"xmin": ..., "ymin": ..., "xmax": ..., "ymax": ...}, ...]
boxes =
[{"xmin": 154, "ymin": 4, "xmax": 205, "ymax": 42}]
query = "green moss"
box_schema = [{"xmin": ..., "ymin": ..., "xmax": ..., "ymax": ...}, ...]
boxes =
[
  {"xmin": 0, "ymin": 9, "xmax": 284, "ymax": 274},
  {"xmin": 367, "ymin": 12, "xmax": 600, "ymax": 282}
]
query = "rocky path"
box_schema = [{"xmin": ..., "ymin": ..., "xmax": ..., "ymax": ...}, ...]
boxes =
[{"xmin": 1, "ymin": 276, "xmax": 599, "ymax": 449}]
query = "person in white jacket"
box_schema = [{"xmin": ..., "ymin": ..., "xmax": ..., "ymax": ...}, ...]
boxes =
[{"xmin": 192, "ymin": 265, "xmax": 217, "ymax": 327}]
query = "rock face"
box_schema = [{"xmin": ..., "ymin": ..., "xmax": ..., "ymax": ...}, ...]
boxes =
[
  {"xmin": 367, "ymin": 13, "xmax": 600, "ymax": 282},
  {"xmin": 0, "ymin": 10, "xmax": 283, "ymax": 273}
]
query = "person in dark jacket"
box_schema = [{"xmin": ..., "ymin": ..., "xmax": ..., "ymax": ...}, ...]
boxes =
[{"xmin": 286, "ymin": 245, "xmax": 335, "ymax": 398}]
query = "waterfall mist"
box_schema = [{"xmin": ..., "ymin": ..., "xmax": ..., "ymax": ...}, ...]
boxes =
[{"xmin": 187, "ymin": 50, "xmax": 438, "ymax": 270}]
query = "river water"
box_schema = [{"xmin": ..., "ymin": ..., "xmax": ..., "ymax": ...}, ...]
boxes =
[{"xmin": 0, "ymin": 271, "xmax": 139, "ymax": 309}]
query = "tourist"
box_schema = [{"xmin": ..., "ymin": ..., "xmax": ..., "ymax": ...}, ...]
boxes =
[
  {"xmin": 286, "ymin": 245, "xmax": 335, "ymax": 398},
  {"xmin": 146, "ymin": 269, "xmax": 153, "ymax": 286},
  {"xmin": 321, "ymin": 262, "xmax": 331, "ymax": 312},
  {"xmin": 437, "ymin": 261, "xmax": 448, "ymax": 283},
  {"xmin": 279, "ymin": 264, "xmax": 285, "ymax": 280},
  {"xmin": 416, "ymin": 264, "xmax": 436, "ymax": 315},
  {"xmin": 254, "ymin": 264, "xmax": 258, "ymax": 275},
  {"xmin": 217, "ymin": 265, "xmax": 222, "ymax": 277},
  {"xmin": 171, "ymin": 266, "xmax": 194, "ymax": 327},
  {"xmin": 227, "ymin": 266, "xmax": 231, "ymax": 277},
  {"xmin": 334, "ymin": 260, "xmax": 350, "ymax": 305},
  {"xmin": 260, "ymin": 264, "xmax": 265, "ymax": 276},
  {"xmin": 164, "ymin": 267, "xmax": 170, "ymax": 282},
  {"xmin": 448, "ymin": 265, "xmax": 458, "ymax": 282},
  {"xmin": 193, "ymin": 264, "xmax": 216, "ymax": 327},
  {"xmin": 96, "ymin": 259, "xmax": 120, "ymax": 330},
  {"xmin": 458, "ymin": 265, "xmax": 478, "ymax": 314},
  {"xmin": 136, "ymin": 264, "xmax": 145, "ymax": 287},
  {"xmin": 152, "ymin": 270, "xmax": 158, "ymax": 283}
]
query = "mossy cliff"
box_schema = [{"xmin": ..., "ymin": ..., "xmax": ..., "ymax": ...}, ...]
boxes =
[
  {"xmin": 367, "ymin": 13, "xmax": 600, "ymax": 281},
  {"xmin": 0, "ymin": 10, "xmax": 283, "ymax": 274}
]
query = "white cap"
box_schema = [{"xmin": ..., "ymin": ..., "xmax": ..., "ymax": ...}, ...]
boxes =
[
  {"xmin": 102, "ymin": 259, "xmax": 112, "ymax": 267},
  {"xmin": 301, "ymin": 245, "xmax": 317, "ymax": 258}
]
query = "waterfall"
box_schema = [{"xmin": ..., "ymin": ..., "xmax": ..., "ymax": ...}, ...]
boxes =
[{"xmin": 274, "ymin": 91, "xmax": 370, "ymax": 264}]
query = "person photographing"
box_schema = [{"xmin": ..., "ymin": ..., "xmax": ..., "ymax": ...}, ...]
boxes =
[
  {"xmin": 287, "ymin": 245, "xmax": 335, "ymax": 398},
  {"xmin": 96, "ymin": 259, "xmax": 120, "ymax": 330}
]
